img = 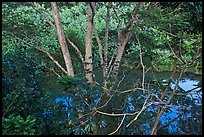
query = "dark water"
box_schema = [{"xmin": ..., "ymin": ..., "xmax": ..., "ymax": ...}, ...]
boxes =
[{"xmin": 51, "ymin": 70, "xmax": 202, "ymax": 135}]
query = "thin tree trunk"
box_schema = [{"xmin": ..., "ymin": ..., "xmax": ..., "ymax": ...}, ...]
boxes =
[
  {"xmin": 103, "ymin": 3, "xmax": 111, "ymax": 89},
  {"xmin": 109, "ymin": 2, "xmax": 143, "ymax": 88},
  {"xmin": 51, "ymin": 2, "xmax": 74, "ymax": 76},
  {"xmin": 110, "ymin": 30, "xmax": 131, "ymax": 81},
  {"xmin": 104, "ymin": 3, "xmax": 110, "ymax": 76},
  {"xmin": 85, "ymin": 2, "xmax": 95, "ymax": 84}
]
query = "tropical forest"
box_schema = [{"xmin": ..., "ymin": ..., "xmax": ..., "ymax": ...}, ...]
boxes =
[{"xmin": 2, "ymin": 2, "xmax": 202, "ymax": 135}]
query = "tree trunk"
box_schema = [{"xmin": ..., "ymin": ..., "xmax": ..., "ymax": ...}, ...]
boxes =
[
  {"xmin": 85, "ymin": 2, "xmax": 95, "ymax": 84},
  {"xmin": 109, "ymin": 2, "xmax": 143, "ymax": 89},
  {"xmin": 110, "ymin": 29, "xmax": 131, "ymax": 87},
  {"xmin": 51, "ymin": 2, "xmax": 74, "ymax": 77}
]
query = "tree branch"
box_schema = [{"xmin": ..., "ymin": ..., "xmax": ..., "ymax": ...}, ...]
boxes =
[
  {"xmin": 108, "ymin": 114, "xmax": 126, "ymax": 135},
  {"xmin": 151, "ymin": 66, "xmax": 186, "ymax": 135},
  {"xmin": 5, "ymin": 31, "xmax": 68, "ymax": 75},
  {"xmin": 31, "ymin": 2, "xmax": 84, "ymax": 68}
]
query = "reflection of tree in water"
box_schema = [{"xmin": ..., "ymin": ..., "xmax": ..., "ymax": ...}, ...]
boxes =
[
  {"xmin": 153, "ymin": 74, "xmax": 202, "ymax": 135},
  {"xmin": 116, "ymin": 71, "xmax": 201, "ymax": 135},
  {"xmin": 53, "ymin": 71, "xmax": 202, "ymax": 135}
]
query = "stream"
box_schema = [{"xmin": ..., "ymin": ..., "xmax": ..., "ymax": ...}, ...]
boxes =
[{"xmin": 49, "ymin": 70, "xmax": 202, "ymax": 135}]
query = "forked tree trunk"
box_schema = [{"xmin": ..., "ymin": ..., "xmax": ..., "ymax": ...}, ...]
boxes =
[{"xmin": 51, "ymin": 2, "xmax": 74, "ymax": 77}]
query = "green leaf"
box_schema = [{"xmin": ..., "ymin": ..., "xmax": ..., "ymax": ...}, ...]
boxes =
[{"xmin": 184, "ymin": 40, "xmax": 194, "ymax": 46}]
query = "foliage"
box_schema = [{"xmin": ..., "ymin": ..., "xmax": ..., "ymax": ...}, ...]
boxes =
[
  {"xmin": 2, "ymin": 114, "xmax": 36, "ymax": 135},
  {"xmin": 2, "ymin": 48, "xmax": 58, "ymax": 135},
  {"xmin": 57, "ymin": 75, "xmax": 80, "ymax": 90}
]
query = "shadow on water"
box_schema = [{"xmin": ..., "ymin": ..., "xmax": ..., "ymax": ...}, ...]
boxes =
[{"xmin": 50, "ymin": 69, "xmax": 202, "ymax": 135}]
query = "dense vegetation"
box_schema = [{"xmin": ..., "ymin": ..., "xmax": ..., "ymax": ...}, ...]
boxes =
[{"xmin": 2, "ymin": 2, "xmax": 202, "ymax": 135}]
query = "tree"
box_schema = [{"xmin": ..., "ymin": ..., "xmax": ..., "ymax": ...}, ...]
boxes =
[
  {"xmin": 51, "ymin": 2, "xmax": 74, "ymax": 77},
  {"xmin": 109, "ymin": 2, "xmax": 143, "ymax": 87},
  {"xmin": 84, "ymin": 2, "xmax": 96, "ymax": 84}
]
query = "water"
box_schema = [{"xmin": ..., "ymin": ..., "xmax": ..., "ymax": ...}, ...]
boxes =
[{"xmin": 51, "ymin": 70, "xmax": 202, "ymax": 135}]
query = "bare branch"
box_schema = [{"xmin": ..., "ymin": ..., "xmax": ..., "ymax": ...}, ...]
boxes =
[
  {"xmin": 168, "ymin": 43, "xmax": 185, "ymax": 64},
  {"xmin": 132, "ymin": 2, "xmax": 143, "ymax": 14},
  {"xmin": 157, "ymin": 113, "xmax": 183, "ymax": 131},
  {"xmin": 65, "ymin": 35, "xmax": 85, "ymax": 67},
  {"xmin": 96, "ymin": 109, "xmax": 138, "ymax": 117},
  {"xmin": 137, "ymin": 35, "xmax": 145, "ymax": 93},
  {"xmin": 5, "ymin": 31, "xmax": 68, "ymax": 75},
  {"xmin": 126, "ymin": 93, "xmax": 151, "ymax": 127},
  {"xmin": 51, "ymin": 2, "xmax": 74, "ymax": 76},
  {"xmin": 32, "ymin": 2, "xmax": 56, "ymax": 31},
  {"xmin": 116, "ymin": 71, "xmax": 126, "ymax": 88},
  {"xmin": 106, "ymin": 52, "xmax": 116, "ymax": 79},
  {"xmin": 93, "ymin": 25, "xmax": 103, "ymax": 67},
  {"xmin": 97, "ymin": 95, "xmax": 113, "ymax": 110},
  {"xmin": 108, "ymin": 114, "xmax": 126, "ymax": 135},
  {"xmin": 118, "ymin": 87, "xmax": 149, "ymax": 94},
  {"xmin": 166, "ymin": 2, "xmax": 183, "ymax": 15},
  {"xmin": 44, "ymin": 66, "xmax": 61, "ymax": 77},
  {"xmin": 151, "ymin": 66, "xmax": 186, "ymax": 135}
]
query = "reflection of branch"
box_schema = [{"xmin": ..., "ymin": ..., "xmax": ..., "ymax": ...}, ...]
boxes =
[
  {"xmin": 108, "ymin": 114, "xmax": 126, "ymax": 135},
  {"xmin": 157, "ymin": 112, "xmax": 183, "ymax": 131},
  {"xmin": 151, "ymin": 66, "xmax": 186, "ymax": 135}
]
